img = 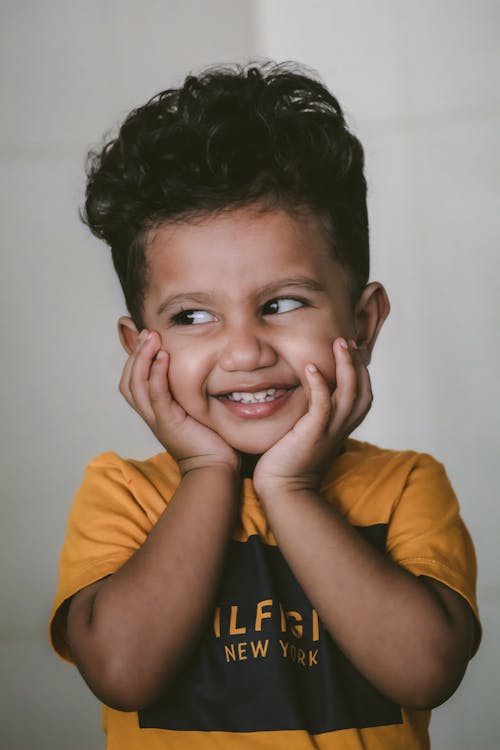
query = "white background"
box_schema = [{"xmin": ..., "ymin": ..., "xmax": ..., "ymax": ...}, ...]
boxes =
[{"xmin": 0, "ymin": 1, "xmax": 498, "ymax": 747}]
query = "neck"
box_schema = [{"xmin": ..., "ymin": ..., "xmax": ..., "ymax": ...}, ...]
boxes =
[{"xmin": 240, "ymin": 453, "xmax": 261, "ymax": 479}]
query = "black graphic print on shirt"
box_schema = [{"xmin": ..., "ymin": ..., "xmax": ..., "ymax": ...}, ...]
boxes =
[{"xmin": 139, "ymin": 526, "xmax": 402, "ymax": 733}]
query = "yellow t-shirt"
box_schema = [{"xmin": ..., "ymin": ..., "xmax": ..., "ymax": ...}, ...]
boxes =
[{"xmin": 50, "ymin": 439, "xmax": 480, "ymax": 750}]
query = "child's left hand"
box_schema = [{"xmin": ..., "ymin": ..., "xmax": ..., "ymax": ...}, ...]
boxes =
[{"xmin": 253, "ymin": 337, "xmax": 372, "ymax": 498}]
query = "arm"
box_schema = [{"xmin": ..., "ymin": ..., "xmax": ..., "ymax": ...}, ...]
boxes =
[
  {"xmin": 67, "ymin": 331, "xmax": 240, "ymax": 711},
  {"xmin": 67, "ymin": 464, "xmax": 238, "ymax": 712},
  {"xmin": 255, "ymin": 484, "xmax": 474, "ymax": 708},
  {"xmin": 253, "ymin": 338, "xmax": 475, "ymax": 709}
]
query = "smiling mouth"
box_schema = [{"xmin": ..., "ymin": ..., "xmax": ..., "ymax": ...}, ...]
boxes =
[
  {"xmin": 214, "ymin": 385, "xmax": 297, "ymax": 418},
  {"xmin": 217, "ymin": 385, "xmax": 296, "ymax": 403},
  {"xmin": 226, "ymin": 388, "xmax": 281, "ymax": 403}
]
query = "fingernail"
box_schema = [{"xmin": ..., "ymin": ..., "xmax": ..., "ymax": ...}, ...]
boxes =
[
  {"xmin": 349, "ymin": 339, "xmax": 358, "ymax": 350},
  {"xmin": 306, "ymin": 363, "xmax": 317, "ymax": 373},
  {"xmin": 338, "ymin": 338, "xmax": 348, "ymax": 350},
  {"xmin": 139, "ymin": 329, "xmax": 152, "ymax": 342}
]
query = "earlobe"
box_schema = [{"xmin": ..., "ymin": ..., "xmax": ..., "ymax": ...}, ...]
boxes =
[
  {"xmin": 354, "ymin": 283, "xmax": 391, "ymax": 365},
  {"xmin": 118, "ymin": 316, "xmax": 140, "ymax": 355}
]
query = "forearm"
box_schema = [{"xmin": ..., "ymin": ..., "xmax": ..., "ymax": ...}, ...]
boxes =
[
  {"xmin": 67, "ymin": 465, "xmax": 239, "ymax": 710},
  {"xmin": 258, "ymin": 486, "xmax": 473, "ymax": 708}
]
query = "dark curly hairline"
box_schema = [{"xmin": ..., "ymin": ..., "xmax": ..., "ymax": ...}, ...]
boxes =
[{"xmin": 82, "ymin": 61, "xmax": 370, "ymax": 329}]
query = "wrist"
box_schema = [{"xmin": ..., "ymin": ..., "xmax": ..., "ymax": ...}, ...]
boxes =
[
  {"xmin": 178, "ymin": 455, "xmax": 241, "ymax": 482},
  {"xmin": 254, "ymin": 475, "xmax": 322, "ymax": 505}
]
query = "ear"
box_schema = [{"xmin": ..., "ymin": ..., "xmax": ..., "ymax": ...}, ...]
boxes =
[
  {"xmin": 118, "ymin": 316, "xmax": 140, "ymax": 355},
  {"xmin": 353, "ymin": 282, "xmax": 390, "ymax": 365}
]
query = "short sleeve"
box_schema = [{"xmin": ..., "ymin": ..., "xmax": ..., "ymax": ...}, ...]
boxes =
[
  {"xmin": 386, "ymin": 453, "xmax": 480, "ymax": 649},
  {"xmin": 49, "ymin": 452, "xmax": 171, "ymax": 661}
]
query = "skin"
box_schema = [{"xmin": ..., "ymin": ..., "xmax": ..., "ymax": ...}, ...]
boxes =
[{"xmin": 66, "ymin": 205, "xmax": 475, "ymax": 712}]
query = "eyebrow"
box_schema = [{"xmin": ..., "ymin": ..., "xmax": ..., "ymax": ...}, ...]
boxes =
[
  {"xmin": 156, "ymin": 292, "xmax": 214, "ymax": 317},
  {"xmin": 155, "ymin": 276, "xmax": 326, "ymax": 316}
]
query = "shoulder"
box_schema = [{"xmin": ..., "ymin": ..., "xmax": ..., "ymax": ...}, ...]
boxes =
[
  {"xmin": 324, "ymin": 437, "xmax": 442, "ymax": 492},
  {"xmin": 81, "ymin": 449, "xmax": 181, "ymax": 494},
  {"xmin": 321, "ymin": 438, "xmax": 459, "ymax": 529},
  {"xmin": 68, "ymin": 450, "xmax": 182, "ymax": 529},
  {"xmin": 85, "ymin": 449, "xmax": 181, "ymax": 478},
  {"xmin": 333, "ymin": 439, "xmax": 467, "ymax": 535},
  {"xmin": 341, "ymin": 437, "xmax": 438, "ymax": 465}
]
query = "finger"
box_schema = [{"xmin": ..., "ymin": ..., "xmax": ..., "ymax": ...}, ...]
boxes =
[
  {"xmin": 148, "ymin": 350, "xmax": 184, "ymax": 425},
  {"xmin": 118, "ymin": 333, "xmax": 146, "ymax": 405},
  {"xmin": 330, "ymin": 338, "xmax": 357, "ymax": 426},
  {"xmin": 298, "ymin": 362, "xmax": 332, "ymax": 435},
  {"xmin": 128, "ymin": 330, "xmax": 161, "ymax": 421},
  {"xmin": 345, "ymin": 340, "xmax": 373, "ymax": 430},
  {"xmin": 119, "ymin": 351, "xmax": 135, "ymax": 405}
]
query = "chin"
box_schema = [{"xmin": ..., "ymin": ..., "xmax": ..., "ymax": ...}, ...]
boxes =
[
  {"xmin": 229, "ymin": 440, "xmax": 272, "ymax": 455},
  {"xmin": 224, "ymin": 430, "xmax": 287, "ymax": 456}
]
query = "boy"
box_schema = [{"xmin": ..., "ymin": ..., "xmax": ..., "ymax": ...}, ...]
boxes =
[{"xmin": 50, "ymin": 63, "xmax": 480, "ymax": 749}]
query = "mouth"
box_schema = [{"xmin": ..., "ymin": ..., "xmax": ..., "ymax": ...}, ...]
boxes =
[
  {"xmin": 214, "ymin": 384, "xmax": 297, "ymax": 419},
  {"xmin": 226, "ymin": 387, "xmax": 284, "ymax": 404}
]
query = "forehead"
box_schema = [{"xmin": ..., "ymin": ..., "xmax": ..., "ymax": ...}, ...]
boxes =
[{"xmin": 144, "ymin": 206, "xmax": 348, "ymax": 300}]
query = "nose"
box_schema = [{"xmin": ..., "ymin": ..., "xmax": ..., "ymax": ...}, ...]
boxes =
[{"xmin": 218, "ymin": 321, "xmax": 278, "ymax": 372}]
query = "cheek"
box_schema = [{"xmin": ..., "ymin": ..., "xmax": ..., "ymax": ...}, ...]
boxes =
[
  {"xmin": 285, "ymin": 335, "xmax": 337, "ymax": 389},
  {"xmin": 315, "ymin": 345, "xmax": 338, "ymax": 388},
  {"xmin": 163, "ymin": 349, "xmax": 207, "ymax": 412}
]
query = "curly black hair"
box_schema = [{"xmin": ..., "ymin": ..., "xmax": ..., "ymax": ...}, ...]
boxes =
[{"xmin": 83, "ymin": 62, "xmax": 369, "ymax": 328}]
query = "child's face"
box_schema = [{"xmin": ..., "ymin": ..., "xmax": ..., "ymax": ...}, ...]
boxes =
[{"xmin": 131, "ymin": 206, "xmax": 378, "ymax": 454}]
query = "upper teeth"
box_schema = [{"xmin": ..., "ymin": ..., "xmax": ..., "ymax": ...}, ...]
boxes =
[{"xmin": 227, "ymin": 388, "xmax": 277, "ymax": 403}]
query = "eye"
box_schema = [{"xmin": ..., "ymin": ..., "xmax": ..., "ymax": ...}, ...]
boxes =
[
  {"xmin": 171, "ymin": 309, "xmax": 216, "ymax": 325},
  {"xmin": 262, "ymin": 297, "xmax": 306, "ymax": 315}
]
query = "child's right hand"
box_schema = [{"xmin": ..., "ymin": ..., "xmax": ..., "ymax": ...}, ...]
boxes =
[{"xmin": 119, "ymin": 329, "xmax": 239, "ymax": 476}]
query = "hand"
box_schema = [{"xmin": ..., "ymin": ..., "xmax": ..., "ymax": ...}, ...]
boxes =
[
  {"xmin": 119, "ymin": 330, "xmax": 239, "ymax": 476},
  {"xmin": 253, "ymin": 337, "xmax": 372, "ymax": 498}
]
